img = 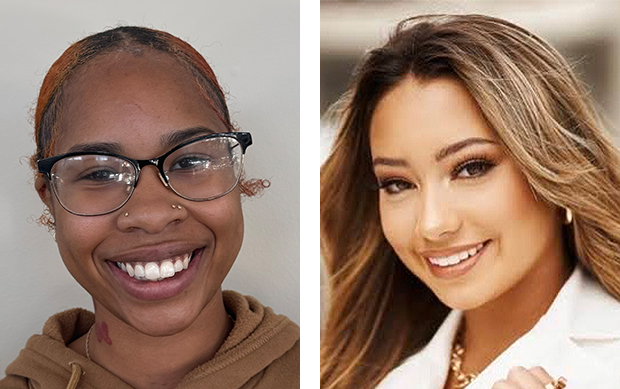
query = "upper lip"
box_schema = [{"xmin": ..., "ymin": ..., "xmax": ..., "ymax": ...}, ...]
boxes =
[
  {"xmin": 419, "ymin": 240, "xmax": 488, "ymax": 259},
  {"xmin": 103, "ymin": 242, "xmax": 205, "ymax": 263}
]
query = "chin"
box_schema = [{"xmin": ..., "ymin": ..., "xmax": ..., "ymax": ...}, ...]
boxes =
[
  {"xmin": 121, "ymin": 301, "xmax": 204, "ymax": 337},
  {"xmin": 430, "ymin": 283, "xmax": 494, "ymax": 312}
]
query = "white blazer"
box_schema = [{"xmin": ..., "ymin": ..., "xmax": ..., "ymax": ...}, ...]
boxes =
[{"xmin": 377, "ymin": 266, "xmax": 620, "ymax": 388}]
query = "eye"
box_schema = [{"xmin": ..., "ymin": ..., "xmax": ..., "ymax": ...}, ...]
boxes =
[
  {"xmin": 452, "ymin": 158, "xmax": 495, "ymax": 179},
  {"xmin": 377, "ymin": 178, "xmax": 413, "ymax": 195},
  {"xmin": 78, "ymin": 168, "xmax": 122, "ymax": 183},
  {"xmin": 169, "ymin": 155, "xmax": 212, "ymax": 172}
]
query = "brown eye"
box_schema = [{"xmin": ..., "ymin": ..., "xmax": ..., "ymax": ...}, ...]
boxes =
[
  {"xmin": 378, "ymin": 179, "xmax": 413, "ymax": 195},
  {"xmin": 453, "ymin": 159, "xmax": 495, "ymax": 179}
]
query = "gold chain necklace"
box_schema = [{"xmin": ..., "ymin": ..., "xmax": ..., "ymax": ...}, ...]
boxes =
[
  {"xmin": 449, "ymin": 324, "xmax": 478, "ymax": 389},
  {"xmin": 85, "ymin": 324, "xmax": 94, "ymax": 360}
]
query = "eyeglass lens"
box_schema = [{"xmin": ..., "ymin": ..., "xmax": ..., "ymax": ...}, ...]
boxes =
[{"xmin": 50, "ymin": 137, "xmax": 243, "ymax": 216}]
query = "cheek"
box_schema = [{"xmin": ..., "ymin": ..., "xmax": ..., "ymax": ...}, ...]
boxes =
[
  {"xmin": 379, "ymin": 198, "xmax": 417, "ymax": 259},
  {"xmin": 202, "ymin": 191, "xmax": 244, "ymax": 247},
  {"xmin": 491, "ymin": 166, "xmax": 550, "ymax": 241},
  {"xmin": 55, "ymin": 214, "xmax": 112, "ymax": 285}
]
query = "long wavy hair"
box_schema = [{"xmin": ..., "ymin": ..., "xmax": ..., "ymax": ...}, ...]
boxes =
[
  {"xmin": 320, "ymin": 14, "xmax": 620, "ymax": 388},
  {"xmin": 31, "ymin": 26, "xmax": 268, "ymax": 228}
]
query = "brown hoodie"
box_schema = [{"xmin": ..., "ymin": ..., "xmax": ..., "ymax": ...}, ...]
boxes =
[{"xmin": 1, "ymin": 291, "xmax": 299, "ymax": 389}]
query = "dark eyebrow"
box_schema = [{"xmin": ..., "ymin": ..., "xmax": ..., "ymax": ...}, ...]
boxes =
[
  {"xmin": 373, "ymin": 137, "xmax": 496, "ymax": 168},
  {"xmin": 372, "ymin": 157, "xmax": 409, "ymax": 167},
  {"xmin": 66, "ymin": 126, "xmax": 217, "ymax": 156},
  {"xmin": 160, "ymin": 126, "xmax": 216, "ymax": 149},
  {"xmin": 67, "ymin": 142, "xmax": 123, "ymax": 154},
  {"xmin": 435, "ymin": 138, "xmax": 496, "ymax": 162}
]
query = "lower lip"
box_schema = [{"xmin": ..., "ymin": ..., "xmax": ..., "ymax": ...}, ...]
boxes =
[
  {"xmin": 106, "ymin": 248, "xmax": 205, "ymax": 301},
  {"xmin": 426, "ymin": 240, "xmax": 490, "ymax": 279}
]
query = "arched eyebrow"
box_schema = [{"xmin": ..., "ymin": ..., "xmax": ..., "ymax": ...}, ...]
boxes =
[
  {"xmin": 372, "ymin": 137, "xmax": 496, "ymax": 168},
  {"xmin": 372, "ymin": 157, "xmax": 409, "ymax": 167},
  {"xmin": 435, "ymin": 138, "xmax": 496, "ymax": 162}
]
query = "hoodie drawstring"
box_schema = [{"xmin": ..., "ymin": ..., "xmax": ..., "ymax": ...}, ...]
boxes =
[{"xmin": 67, "ymin": 362, "xmax": 84, "ymax": 389}]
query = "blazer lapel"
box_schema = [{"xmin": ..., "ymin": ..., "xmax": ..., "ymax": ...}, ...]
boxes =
[
  {"xmin": 376, "ymin": 310, "xmax": 462, "ymax": 389},
  {"xmin": 468, "ymin": 267, "xmax": 620, "ymax": 389}
]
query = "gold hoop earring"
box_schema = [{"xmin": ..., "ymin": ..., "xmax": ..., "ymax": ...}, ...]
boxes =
[{"xmin": 565, "ymin": 208, "xmax": 573, "ymax": 224}]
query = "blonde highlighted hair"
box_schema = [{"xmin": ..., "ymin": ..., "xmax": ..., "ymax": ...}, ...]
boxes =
[{"xmin": 321, "ymin": 14, "xmax": 620, "ymax": 388}]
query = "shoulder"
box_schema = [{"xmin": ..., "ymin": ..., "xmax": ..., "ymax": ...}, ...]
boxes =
[
  {"xmin": 565, "ymin": 267, "xmax": 620, "ymax": 364},
  {"xmin": 568, "ymin": 266, "xmax": 620, "ymax": 340},
  {"xmin": 179, "ymin": 291, "xmax": 299, "ymax": 388}
]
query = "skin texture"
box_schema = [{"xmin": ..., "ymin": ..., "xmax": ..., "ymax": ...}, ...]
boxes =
[
  {"xmin": 35, "ymin": 50, "xmax": 242, "ymax": 389},
  {"xmin": 370, "ymin": 76, "xmax": 571, "ymax": 388}
]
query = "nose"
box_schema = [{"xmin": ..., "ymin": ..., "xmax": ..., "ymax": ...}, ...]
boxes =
[
  {"xmin": 116, "ymin": 166, "xmax": 187, "ymax": 234},
  {"xmin": 417, "ymin": 186, "xmax": 460, "ymax": 241}
]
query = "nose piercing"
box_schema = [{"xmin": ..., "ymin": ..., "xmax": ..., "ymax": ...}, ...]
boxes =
[
  {"xmin": 172, "ymin": 204, "xmax": 182, "ymax": 209},
  {"xmin": 124, "ymin": 212, "xmax": 129, "ymax": 217}
]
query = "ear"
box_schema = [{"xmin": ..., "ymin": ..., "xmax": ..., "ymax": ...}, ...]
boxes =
[{"xmin": 35, "ymin": 175, "xmax": 53, "ymax": 209}]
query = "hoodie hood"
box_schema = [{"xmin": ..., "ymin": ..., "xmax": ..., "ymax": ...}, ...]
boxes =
[{"xmin": 2, "ymin": 291, "xmax": 299, "ymax": 389}]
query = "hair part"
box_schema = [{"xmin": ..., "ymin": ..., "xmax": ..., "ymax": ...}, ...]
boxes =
[
  {"xmin": 321, "ymin": 14, "xmax": 620, "ymax": 388},
  {"xmin": 32, "ymin": 26, "xmax": 269, "ymax": 228}
]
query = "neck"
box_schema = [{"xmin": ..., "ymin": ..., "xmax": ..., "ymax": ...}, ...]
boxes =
[
  {"xmin": 85, "ymin": 289, "xmax": 232, "ymax": 389},
  {"xmin": 459, "ymin": 250, "xmax": 573, "ymax": 375}
]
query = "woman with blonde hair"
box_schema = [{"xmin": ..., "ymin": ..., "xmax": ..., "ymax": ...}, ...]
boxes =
[{"xmin": 321, "ymin": 14, "xmax": 620, "ymax": 389}]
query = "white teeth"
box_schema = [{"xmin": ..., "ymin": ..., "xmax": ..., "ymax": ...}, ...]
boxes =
[
  {"xmin": 144, "ymin": 262, "xmax": 160, "ymax": 280},
  {"xmin": 427, "ymin": 242, "xmax": 486, "ymax": 267},
  {"xmin": 134, "ymin": 264, "xmax": 145, "ymax": 278},
  {"xmin": 127, "ymin": 263, "xmax": 135, "ymax": 277},
  {"xmin": 114, "ymin": 252, "xmax": 195, "ymax": 281},
  {"xmin": 160, "ymin": 260, "xmax": 175, "ymax": 279}
]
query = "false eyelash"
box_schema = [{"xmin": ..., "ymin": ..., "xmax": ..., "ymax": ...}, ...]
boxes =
[
  {"xmin": 451, "ymin": 154, "xmax": 498, "ymax": 179},
  {"xmin": 376, "ymin": 178, "xmax": 414, "ymax": 194}
]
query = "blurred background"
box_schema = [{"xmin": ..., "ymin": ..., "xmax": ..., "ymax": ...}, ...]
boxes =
[
  {"xmin": 321, "ymin": 0, "xmax": 620, "ymax": 154},
  {"xmin": 320, "ymin": 0, "xmax": 620, "ymax": 322}
]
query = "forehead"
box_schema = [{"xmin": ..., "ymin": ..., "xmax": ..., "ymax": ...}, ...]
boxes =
[
  {"xmin": 54, "ymin": 50, "xmax": 227, "ymax": 155},
  {"xmin": 369, "ymin": 76, "xmax": 497, "ymax": 156}
]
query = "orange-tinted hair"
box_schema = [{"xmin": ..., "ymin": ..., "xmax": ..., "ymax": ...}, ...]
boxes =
[{"xmin": 31, "ymin": 26, "xmax": 267, "ymax": 198}]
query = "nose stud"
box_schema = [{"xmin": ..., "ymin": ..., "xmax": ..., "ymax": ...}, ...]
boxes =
[{"xmin": 124, "ymin": 212, "xmax": 129, "ymax": 217}]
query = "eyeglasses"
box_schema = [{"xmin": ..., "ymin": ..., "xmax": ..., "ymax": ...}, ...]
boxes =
[{"xmin": 37, "ymin": 132, "xmax": 252, "ymax": 216}]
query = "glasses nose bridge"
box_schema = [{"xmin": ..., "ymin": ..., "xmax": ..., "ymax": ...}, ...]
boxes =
[{"xmin": 135, "ymin": 157, "xmax": 169, "ymax": 187}]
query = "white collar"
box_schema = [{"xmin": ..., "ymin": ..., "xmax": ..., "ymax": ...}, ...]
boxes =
[{"xmin": 377, "ymin": 266, "xmax": 620, "ymax": 389}]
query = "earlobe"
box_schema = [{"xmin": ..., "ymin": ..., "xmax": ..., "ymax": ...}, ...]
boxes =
[{"xmin": 35, "ymin": 175, "xmax": 52, "ymax": 208}]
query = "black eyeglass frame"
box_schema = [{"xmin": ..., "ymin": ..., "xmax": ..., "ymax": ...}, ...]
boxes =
[{"xmin": 37, "ymin": 132, "xmax": 252, "ymax": 216}]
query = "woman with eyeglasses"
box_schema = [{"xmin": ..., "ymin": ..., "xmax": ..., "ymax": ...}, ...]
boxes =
[
  {"xmin": 1, "ymin": 26, "xmax": 299, "ymax": 389},
  {"xmin": 321, "ymin": 14, "xmax": 620, "ymax": 389}
]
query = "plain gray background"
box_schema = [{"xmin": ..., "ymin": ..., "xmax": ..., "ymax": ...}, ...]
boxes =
[{"xmin": 0, "ymin": 0, "xmax": 300, "ymax": 375}]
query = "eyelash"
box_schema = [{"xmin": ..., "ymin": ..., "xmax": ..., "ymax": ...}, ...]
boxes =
[
  {"xmin": 376, "ymin": 155, "xmax": 497, "ymax": 195},
  {"xmin": 451, "ymin": 155, "xmax": 497, "ymax": 179},
  {"xmin": 376, "ymin": 178, "xmax": 413, "ymax": 195}
]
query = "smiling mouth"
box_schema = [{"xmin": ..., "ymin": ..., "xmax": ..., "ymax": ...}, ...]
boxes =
[
  {"xmin": 111, "ymin": 249, "xmax": 198, "ymax": 281},
  {"xmin": 426, "ymin": 240, "xmax": 489, "ymax": 268}
]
